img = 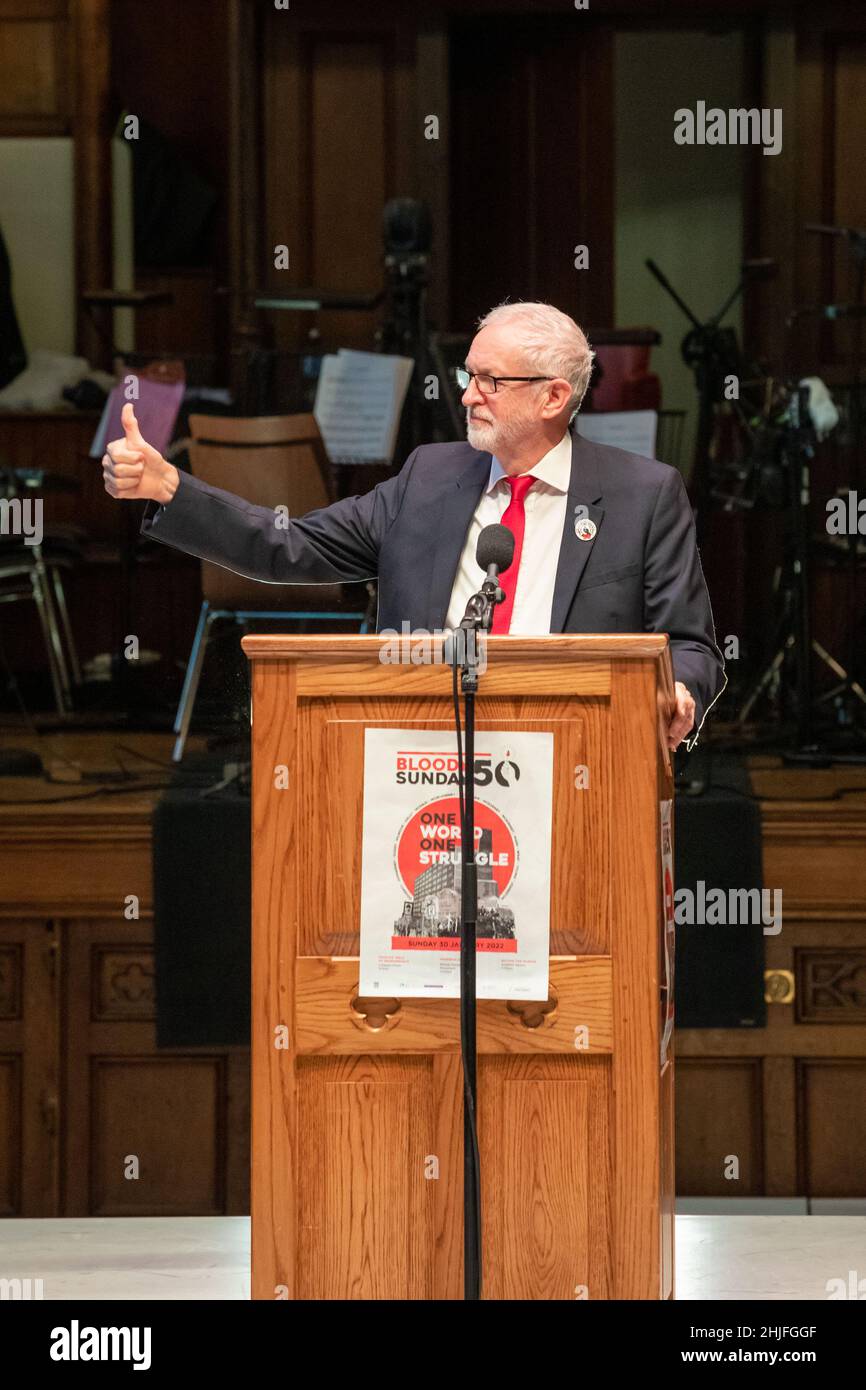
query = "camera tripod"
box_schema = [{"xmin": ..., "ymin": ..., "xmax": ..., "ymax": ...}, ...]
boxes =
[{"xmin": 735, "ymin": 383, "xmax": 866, "ymax": 755}]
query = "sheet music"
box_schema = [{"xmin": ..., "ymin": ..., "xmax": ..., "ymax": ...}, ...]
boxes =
[
  {"xmin": 314, "ymin": 349, "xmax": 414, "ymax": 464},
  {"xmin": 576, "ymin": 409, "xmax": 658, "ymax": 460}
]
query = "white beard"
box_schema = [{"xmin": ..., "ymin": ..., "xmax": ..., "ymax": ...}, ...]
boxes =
[
  {"xmin": 465, "ymin": 409, "xmax": 526, "ymax": 454},
  {"xmin": 466, "ymin": 414, "xmax": 497, "ymax": 451}
]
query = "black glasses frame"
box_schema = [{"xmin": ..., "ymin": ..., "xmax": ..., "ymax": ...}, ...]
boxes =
[{"xmin": 456, "ymin": 368, "xmax": 553, "ymax": 394}]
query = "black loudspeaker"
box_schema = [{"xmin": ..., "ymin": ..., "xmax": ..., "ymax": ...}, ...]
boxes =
[{"xmin": 674, "ymin": 776, "xmax": 767, "ymax": 1029}]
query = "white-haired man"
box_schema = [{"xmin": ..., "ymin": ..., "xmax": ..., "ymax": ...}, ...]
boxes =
[{"xmin": 103, "ymin": 300, "xmax": 725, "ymax": 748}]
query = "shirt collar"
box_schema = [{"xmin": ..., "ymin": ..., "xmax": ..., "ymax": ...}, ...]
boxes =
[{"xmin": 486, "ymin": 431, "xmax": 572, "ymax": 494}]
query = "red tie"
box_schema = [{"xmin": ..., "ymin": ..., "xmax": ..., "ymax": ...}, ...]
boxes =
[{"xmin": 491, "ymin": 474, "xmax": 535, "ymax": 634}]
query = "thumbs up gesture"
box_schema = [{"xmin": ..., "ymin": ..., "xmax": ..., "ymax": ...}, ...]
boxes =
[{"xmin": 102, "ymin": 403, "xmax": 179, "ymax": 504}]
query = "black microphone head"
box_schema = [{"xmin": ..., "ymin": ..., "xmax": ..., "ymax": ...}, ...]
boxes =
[{"xmin": 477, "ymin": 523, "xmax": 515, "ymax": 575}]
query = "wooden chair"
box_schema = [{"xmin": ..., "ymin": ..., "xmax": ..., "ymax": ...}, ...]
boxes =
[{"xmin": 172, "ymin": 412, "xmax": 369, "ymax": 761}]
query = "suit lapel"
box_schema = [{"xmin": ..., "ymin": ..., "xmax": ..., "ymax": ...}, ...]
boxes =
[
  {"xmin": 426, "ymin": 449, "xmax": 491, "ymax": 628},
  {"xmin": 549, "ymin": 430, "xmax": 605, "ymax": 632}
]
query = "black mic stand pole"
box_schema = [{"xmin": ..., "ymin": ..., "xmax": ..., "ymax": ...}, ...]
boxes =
[{"xmin": 450, "ymin": 567, "xmax": 504, "ymax": 1301}]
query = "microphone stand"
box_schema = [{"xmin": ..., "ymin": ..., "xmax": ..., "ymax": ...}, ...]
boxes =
[{"xmin": 449, "ymin": 564, "xmax": 504, "ymax": 1301}]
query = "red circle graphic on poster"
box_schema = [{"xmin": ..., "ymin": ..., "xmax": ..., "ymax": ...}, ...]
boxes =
[{"xmin": 395, "ymin": 797, "xmax": 517, "ymax": 899}]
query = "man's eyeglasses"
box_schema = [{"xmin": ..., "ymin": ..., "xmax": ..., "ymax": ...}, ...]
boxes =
[{"xmin": 455, "ymin": 367, "xmax": 553, "ymax": 394}]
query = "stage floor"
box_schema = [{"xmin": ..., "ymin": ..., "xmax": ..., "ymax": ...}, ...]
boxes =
[{"xmin": 2, "ymin": 1216, "xmax": 865, "ymax": 1300}]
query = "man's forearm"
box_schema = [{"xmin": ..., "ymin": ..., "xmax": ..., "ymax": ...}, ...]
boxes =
[{"xmin": 139, "ymin": 459, "xmax": 404, "ymax": 586}]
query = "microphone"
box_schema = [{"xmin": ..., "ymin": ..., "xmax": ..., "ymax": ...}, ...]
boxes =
[
  {"xmin": 476, "ymin": 523, "xmax": 515, "ymax": 579},
  {"xmin": 458, "ymin": 524, "xmax": 515, "ymax": 633}
]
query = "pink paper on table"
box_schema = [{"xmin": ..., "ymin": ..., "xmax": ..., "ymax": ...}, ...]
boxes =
[{"xmin": 90, "ymin": 376, "xmax": 186, "ymax": 459}]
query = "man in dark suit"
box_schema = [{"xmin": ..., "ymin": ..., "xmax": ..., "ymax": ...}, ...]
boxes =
[{"xmin": 103, "ymin": 300, "xmax": 725, "ymax": 749}]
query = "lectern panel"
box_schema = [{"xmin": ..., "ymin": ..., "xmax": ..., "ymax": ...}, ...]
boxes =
[
  {"xmin": 297, "ymin": 1054, "xmax": 435, "ymax": 1300},
  {"xmin": 479, "ymin": 1056, "xmax": 611, "ymax": 1300},
  {"xmin": 296, "ymin": 699, "xmax": 613, "ymax": 958},
  {"xmin": 294, "ymin": 955, "xmax": 614, "ymax": 1053}
]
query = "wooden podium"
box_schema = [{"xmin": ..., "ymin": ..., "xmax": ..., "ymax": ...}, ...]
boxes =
[{"xmin": 241, "ymin": 632, "xmax": 676, "ymax": 1300}]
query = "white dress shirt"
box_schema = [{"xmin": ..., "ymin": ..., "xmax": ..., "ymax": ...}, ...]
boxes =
[{"xmin": 445, "ymin": 432, "xmax": 572, "ymax": 633}]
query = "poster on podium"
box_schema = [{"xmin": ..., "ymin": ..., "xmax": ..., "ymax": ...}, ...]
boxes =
[{"xmin": 358, "ymin": 727, "xmax": 553, "ymax": 1000}]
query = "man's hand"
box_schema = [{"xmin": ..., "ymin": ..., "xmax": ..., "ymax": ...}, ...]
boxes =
[
  {"xmin": 668, "ymin": 681, "xmax": 696, "ymax": 751},
  {"xmin": 102, "ymin": 403, "xmax": 179, "ymax": 505}
]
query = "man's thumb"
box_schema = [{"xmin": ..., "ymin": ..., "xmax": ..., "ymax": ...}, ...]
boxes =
[{"xmin": 122, "ymin": 401, "xmax": 144, "ymax": 447}]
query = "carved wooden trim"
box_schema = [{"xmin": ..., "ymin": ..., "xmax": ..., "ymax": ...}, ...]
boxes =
[{"xmin": 797, "ymin": 949, "xmax": 866, "ymax": 1024}]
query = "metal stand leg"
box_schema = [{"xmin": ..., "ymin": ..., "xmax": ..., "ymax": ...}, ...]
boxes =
[
  {"xmin": 30, "ymin": 566, "xmax": 68, "ymax": 715},
  {"xmin": 173, "ymin": 601, "xmax": 213, "ymax": 763},
  {"xmin": 50, "ymin": 565, "xmax": 82, "ymax": 687},
  {"xmin": 37, "ymin": 553, "xmax": 74, "ymax": 711},
  {"xmin": 811, "ymin": 640, "xmax": 866, "ymax": 709}
]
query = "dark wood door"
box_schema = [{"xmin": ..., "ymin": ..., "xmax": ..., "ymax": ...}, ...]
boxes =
[{"xmin": 449, "ymin": 15, "xmax": 614, "ymax": 332}]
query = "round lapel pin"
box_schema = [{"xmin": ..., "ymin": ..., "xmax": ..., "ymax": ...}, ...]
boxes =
[{"xmin": 575, "ymin": 517, "xmax": 597, "ymax": 541}]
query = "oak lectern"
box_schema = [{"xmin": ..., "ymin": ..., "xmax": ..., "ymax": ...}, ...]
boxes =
[{"xmin": 241, "ymin": 632, "xmax": 676, "ymax": 1300}]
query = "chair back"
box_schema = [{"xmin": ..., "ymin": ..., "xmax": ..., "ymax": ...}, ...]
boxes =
[{"xmin": 187, "ymin": 413, "xmax": 339, "ymax": 607}]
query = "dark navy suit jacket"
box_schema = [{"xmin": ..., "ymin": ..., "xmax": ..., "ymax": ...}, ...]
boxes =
[{"xmin": 141, "ymin": 428, "xmax": 726, "ymax": 742}]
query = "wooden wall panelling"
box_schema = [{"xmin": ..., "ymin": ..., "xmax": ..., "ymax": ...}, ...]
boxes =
[
  {"xmin": 131, "ymin": 269, "xmax": 219, "ymax": 363},
  {"xmin": 754, "ymin": 22, "xmax": 798, "ymax": 373},
  {"xmin": 109, "ymin": 0, "xmax": 233, "ymax": 370},
  {"xmin": 227, "ymin": 0, "xmax": 265, "ymax": 386},
  {"xmin": 0, "ymin": 775, "xmax": 251, "ymax": 1220},
  {"xmin": 262, "ymin": 7, "xmax": 305, "ymax": 358},
  {"xmin": 262, "ymin": 6, "xmax": 420, "ymax": 371},
  {"xmin": 761, "ymin": 914, "xmax": 800, "ymax": 1195},
  {"xmin": 761, "ymin": 805, "xmax": 866, "ymax": 918},
  {"xmin": 0, "ymin": 796, "xmax": 154, "ymax": 917},
  {"xmin": 449, "ymin": 14, "xmax": 614, "ymax": 332},
  {"xmin": 0, "ymin": 411, "xmax": 114, "ymax": 541},
  {"xmin": 72, "ymin": 0, "xmax": 112, "ymax": 366},
  {"xmin": 0, "ymin": 918, "xmax": 61, "ymax": 1216},
  {"xmin": 762, "ymin": 1055, "xmax": 798, "ymax": 1195},
  {"xmin": 830, "ymin": 33, "xmax": 866, "ymax": 375},
  {"xmin": 268, "ymin": 28, "xmax": 377, "ymax": 356},
  {"xmin": 308, "ymin": 35, "xmax": 391, "ymax": 352},
  {"xmin": 0, "ymin": 0, "xmax": 70, "ymax": 136},
  {"xmin": 62, "ymin": 915, "xmax": 249, "ymax": 1217},
  {"xmin": 415, "ymin": 17, "xmax": 450, "ymax": 332},
  {"xmin": 789, "ymin": 24, "xmax": 866, "ymax": 375},
  {"xmin": 797, "ymin": 943, "xmax": 866, "ymax": 1024},
  {"xmin": 674, "ymin": 1058, "xmax": 764, "ymax": 1197},
  {"xmin": 798, "ymin": 1058, "xmax": 866, "ymax": 1196},
  {"xmin": 791, "ymin": 26, "xmax": 826, "ymax": 377},
  {"xmin": 677, "ymin": 771, "xmax": 866, "ymax": 1198}
]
